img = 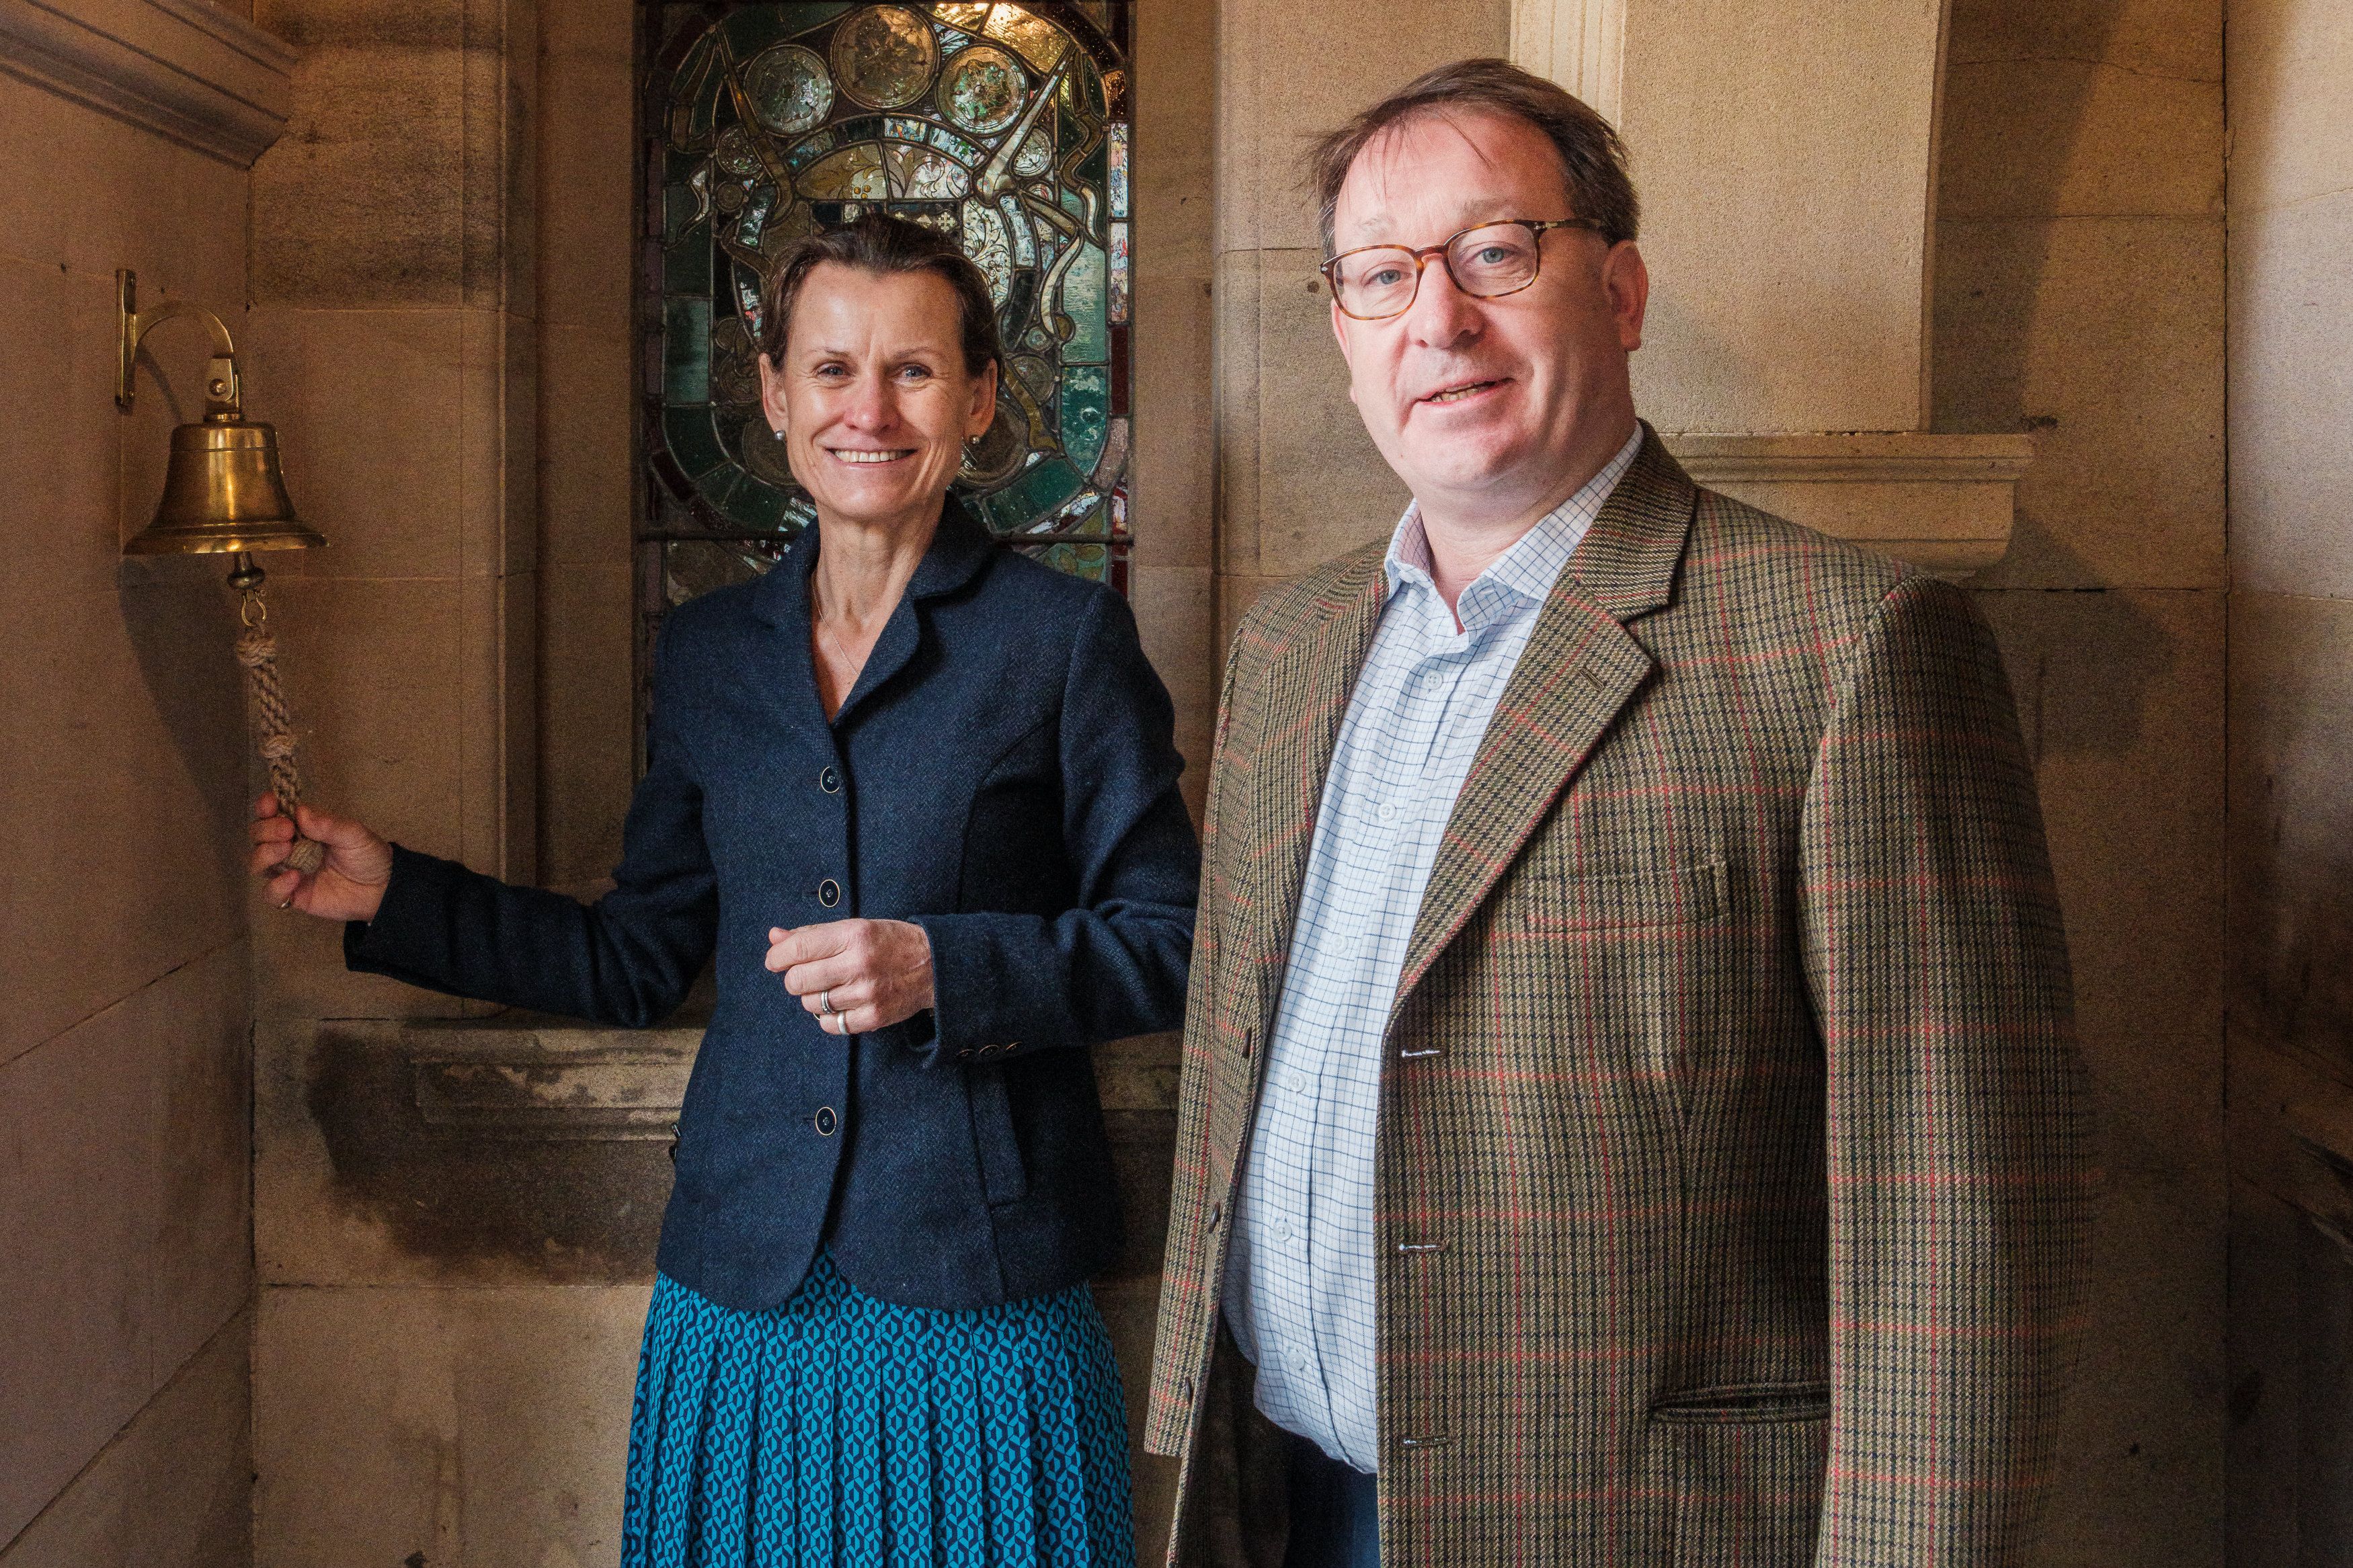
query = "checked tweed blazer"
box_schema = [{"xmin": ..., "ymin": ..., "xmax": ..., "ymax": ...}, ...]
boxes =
[{"xmin": 1146, "ymin": 430, "xmax": 2091, "ymax": 1568}]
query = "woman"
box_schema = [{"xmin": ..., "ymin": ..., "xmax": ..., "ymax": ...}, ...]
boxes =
[{"xmin": 251, "ymin": 213, "xmax": 1198, "ymax": 1566}]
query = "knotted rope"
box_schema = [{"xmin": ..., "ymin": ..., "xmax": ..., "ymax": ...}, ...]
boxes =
[{"xmin": 233, "ymin": 585, "xmax": 326, "ymax": 878}]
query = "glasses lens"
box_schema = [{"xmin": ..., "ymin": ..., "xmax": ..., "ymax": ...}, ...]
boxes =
[
  {"xmin": 1447, "ymin": 224, "xmax": 1542, "ymax": 297},
  {"xmin": 1332, "ymin": 248, "xmax": 1420, "ymax": 317}
]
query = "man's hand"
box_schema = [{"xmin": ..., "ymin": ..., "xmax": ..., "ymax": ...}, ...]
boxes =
[
  {"xmin": 247, "ymin": 794, "xmax": 393, "ymax": 921},
  {"xmin": 766, "ymin": 919, "xmax": 936, "ymax": 1036}
]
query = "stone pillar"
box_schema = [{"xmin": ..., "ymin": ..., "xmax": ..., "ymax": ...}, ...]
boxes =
[
  {"xmin": 1513, "ymin": 0, "xmax": 2031, "ymax": 572},
  {"xmin": 243, "ymin": 0, "xmax": 547, "ymax": 1559}
]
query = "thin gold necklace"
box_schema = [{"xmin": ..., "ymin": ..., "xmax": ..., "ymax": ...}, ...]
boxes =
[{"xmin": 813, "ymin": 583, "xmax": 875, "ymax": 676}]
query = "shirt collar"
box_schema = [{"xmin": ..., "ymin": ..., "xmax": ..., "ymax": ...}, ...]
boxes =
[{"xmin": 1384, "ymin": 427, "xmax": 1645, "ymax": 631}]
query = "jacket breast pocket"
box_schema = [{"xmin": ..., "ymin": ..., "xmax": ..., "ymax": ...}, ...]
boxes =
[
  {"xmin": 965, "ymin": 1061, "xmax": 1029, "ymax": 1205},
  {"xmin": 1519, "ymin": 858, "xmax": 1730, "ymax": 931}
]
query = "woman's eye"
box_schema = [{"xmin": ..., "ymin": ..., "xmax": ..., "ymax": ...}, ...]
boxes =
[
  {"xmin": 898, "ymin": 364, "xmax": 932, "ymax": 381},
  {"xmin": 813, "ymin": 363, "xmax": 848, "ymax": 379}
]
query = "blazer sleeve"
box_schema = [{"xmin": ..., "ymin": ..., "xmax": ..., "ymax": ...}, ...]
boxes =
[
  {"xmin": 908, "ymin": 585, "xmax": 1202, "ymax": 1062},
  {"xmin": 1796, "ymin": 574, "xmax": 2093, "ymax": 1567},
  {"xmin": 342, "ymin": 624, "xmax": 719, "ymax": 1027}
]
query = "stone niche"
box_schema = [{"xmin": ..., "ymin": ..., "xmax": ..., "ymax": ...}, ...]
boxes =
[{"xmin": 1513, "ymin": 0, "xmax": 2031, "ymax": 575}]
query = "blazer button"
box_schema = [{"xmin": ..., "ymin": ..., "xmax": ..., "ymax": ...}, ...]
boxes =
[
  {"xmin": 817, "ymin": 879, "xmax": 842, "ymax": 908},
  {"xmin": 818, "ymin": 766, "xmax": 841, "ymax": 794},
  {"xmin": 1207, "ymin": 1202, "xmax": 1223, "ymax": 1230},
  {"xmin": 1180, "ymin": 1376, "xmax": 1195, "ymax": 1403},
  {"xmin": 814, "ymin": 1106, "xmax": 838, "ymax": 1137}
]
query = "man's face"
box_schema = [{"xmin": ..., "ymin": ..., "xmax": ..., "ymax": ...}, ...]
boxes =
[{"xmin": 1328, "ymin": 109, "xmax": 1648, "ymax": 522}]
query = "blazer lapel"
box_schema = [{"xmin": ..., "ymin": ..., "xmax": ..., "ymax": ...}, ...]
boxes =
[
  {"xmin": 1390, "ymin": 429, "xmax": 1699, "ymax": 1015},
  {"xmin": 748, "ymin": 526, "xmax": 834, "ymax": 740},
  {"xmin": 1226, "ymin": 548, "xmax": 1388, "ymax": 1039}
]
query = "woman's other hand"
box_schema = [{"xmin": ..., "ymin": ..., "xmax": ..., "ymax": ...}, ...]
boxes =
[
  {"xmin": 767, "ymin": 919, "xmax": 936, "ymax": 1036},
  {"xmin": 248, "ymin": 794, "xmax": 394, "ymax": 921}
]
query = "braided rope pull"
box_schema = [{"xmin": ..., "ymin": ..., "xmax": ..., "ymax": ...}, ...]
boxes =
[{"xmin": 234, "ymin": 596, "xmax": 327, "ymax": 878}]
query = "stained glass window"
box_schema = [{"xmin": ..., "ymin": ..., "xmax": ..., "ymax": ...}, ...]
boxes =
[{"xmin": 638, "ymin": 1, "xmax": 1133, "ymax": 713}]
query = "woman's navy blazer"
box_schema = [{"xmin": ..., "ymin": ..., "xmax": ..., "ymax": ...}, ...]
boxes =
[{"xmin": 344, "ymin": 501, "xmax": 1201, "ymax": 1313}]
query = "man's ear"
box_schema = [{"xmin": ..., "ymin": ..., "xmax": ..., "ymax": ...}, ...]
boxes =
[{"xmin": 1605, "ymin": 241, "xmax": 1650, "ymax": 354}]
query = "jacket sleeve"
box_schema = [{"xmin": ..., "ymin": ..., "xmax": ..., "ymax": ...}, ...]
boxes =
[
  {"xmin": 343, "ymin": 625, "xmax": 719, "ymax": 1027},
  {"xmin": 908, "ymin": 585, "xmax": 1202, "ymax": 1063},
  {"xmin": 1797, "ymin": 574, "xmax": 2093, "ymax": 1567}
]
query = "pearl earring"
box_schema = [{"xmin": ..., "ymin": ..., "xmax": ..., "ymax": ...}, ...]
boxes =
[{"xmin": 773, "ymin": 426, "xmax": 786, "ymax": 441}]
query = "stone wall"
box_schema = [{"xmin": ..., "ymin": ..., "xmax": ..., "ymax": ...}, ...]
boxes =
[
  {"xmin": 0, "ymin": 32, "xmax": 264, "ymax": 1568},
  {"xmin": 2220, "ymin": 1, "xmax": 2353, "ymax": 1559}
]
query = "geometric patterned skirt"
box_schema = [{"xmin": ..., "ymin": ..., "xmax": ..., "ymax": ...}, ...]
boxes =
[{"xmin": 621, "ymin": 1253, "xmax": 1134, "ymax": 1567}]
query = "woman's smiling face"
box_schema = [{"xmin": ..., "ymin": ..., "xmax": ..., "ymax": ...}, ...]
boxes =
[{"xmin": 759, "ymin": 262, "xmax": 998, "ymax": 535}]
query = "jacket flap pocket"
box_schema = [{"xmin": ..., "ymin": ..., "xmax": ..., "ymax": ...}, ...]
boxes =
[{"xmin": 1650, "ymin": 1382, "xmax": 1830, "ymax": 1424}]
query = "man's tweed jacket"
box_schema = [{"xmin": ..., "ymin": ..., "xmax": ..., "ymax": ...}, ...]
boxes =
[{"xmin": 1145, "ymin": 429, "xmax": 2091, "ymax": 1568}]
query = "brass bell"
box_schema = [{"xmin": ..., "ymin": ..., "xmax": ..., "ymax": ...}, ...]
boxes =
[
  {"xmin": 116, "ymin": 269, "xmax": 326, "ymax": 558},
  {"xmin": 124, "ymin": 413, "xmax": 325, "ymax": 556}
]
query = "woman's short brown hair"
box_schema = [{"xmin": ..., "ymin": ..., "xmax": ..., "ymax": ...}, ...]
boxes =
[
  {"xmin": 1308, "ymin": 57, "xmax": 1640, "ymax": 255},
  {"xmin": 757, "ymin": 210, "xmax": 1004, "ymax": 380}
]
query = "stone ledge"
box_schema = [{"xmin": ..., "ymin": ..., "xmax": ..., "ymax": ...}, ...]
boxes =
[
  {"xmin": 389, "ymin": 1014, "xmax": 1181, "ymax": 1139},
  {"xmin": 0, "ymin": 0, "xmax": 296, "ymax": 167},
  {"xmin": 294, "ymin": 1016, "xmax": 1182, "ymax": 1281},
  {"xmin": 1663, "ymin": 431, "xmax": 2034, "ymax": 577}
]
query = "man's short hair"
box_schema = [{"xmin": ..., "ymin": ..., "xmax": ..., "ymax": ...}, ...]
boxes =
[{"xmin": 1308, "ymin": 57, "xmax": 1640, "ymax": 256}]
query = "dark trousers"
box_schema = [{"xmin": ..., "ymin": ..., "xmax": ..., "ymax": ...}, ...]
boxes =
[{"xmin": 1283, "ymin": 1431, "xmax": 1380, "ymax": 1568}]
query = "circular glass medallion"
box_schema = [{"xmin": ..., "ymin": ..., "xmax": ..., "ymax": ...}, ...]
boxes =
[
  {"xmin": 937, "ymin": 43, "xmax": 1027, "ymax": 135},
  {"xmin": 743, "ymin": 44, "xmax": 832, "ymax": 136},
  {"xmin": 715, "ymin": 125, "xmax": 764, "ymax": 178},
  {"xmin": 829, "ymin": 5, "xmax": 939, "ymax": 110}
]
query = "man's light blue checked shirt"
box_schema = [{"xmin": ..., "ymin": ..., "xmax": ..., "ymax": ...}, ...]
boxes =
[{"xmin": 1222, "ymin": 429, "xmax": 1643, "ymax": 1473}]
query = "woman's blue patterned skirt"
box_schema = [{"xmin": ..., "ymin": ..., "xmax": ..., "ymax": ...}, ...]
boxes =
[{"xmin": 621, "ymin": 1252, "xmax": 1134, "ymax": 1567}]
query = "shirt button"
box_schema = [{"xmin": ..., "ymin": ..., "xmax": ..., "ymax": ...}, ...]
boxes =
[
  {"xmin": 818, "ymin": 766, "xmax": 841, "ymax": 794},
  {"xmin": 1376, "ymin": 800, "xmax": 1397, "ymax": 824},
  {"xmin": 817, "ymin": 878, "xmax": 841, "ymax": 907},
  {"xmin": 813, "ymin": 1106, "xmax": 838, "ymax": 1137}
]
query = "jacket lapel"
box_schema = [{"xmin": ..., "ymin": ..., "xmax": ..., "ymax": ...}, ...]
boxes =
[
  {"xmin": 1226, "ymin": 548, "xmax": 1388, "ymax": 1039},
  {"xmin": 1389, "ymin": 429, "xmax": 1699, "ymax": 1015}
]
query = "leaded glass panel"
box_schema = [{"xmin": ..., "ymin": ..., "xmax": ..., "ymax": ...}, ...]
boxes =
[{"xmin": 637, "ymin": 1, "xmax": 1133, "ymax": 726}]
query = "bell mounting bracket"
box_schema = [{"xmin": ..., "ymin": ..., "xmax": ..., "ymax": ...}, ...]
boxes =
[{"xmin": 116, "ymin": 269, "xmax": 242, "ymax": 420}]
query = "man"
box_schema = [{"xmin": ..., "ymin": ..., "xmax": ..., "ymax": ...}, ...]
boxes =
[{"xmin": 1146, "ymin": 58, "xmax": 2089, "ymax": 1568}]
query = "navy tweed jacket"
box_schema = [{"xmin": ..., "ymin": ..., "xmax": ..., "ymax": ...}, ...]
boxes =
[{"xmin": 346, "ymin": 500, "xmax": 1201, "ymax": 1312}]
